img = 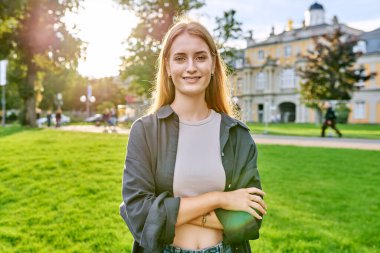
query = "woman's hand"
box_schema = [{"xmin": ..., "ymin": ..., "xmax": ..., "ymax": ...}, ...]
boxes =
[{"xmin": 219, "ymin": 188, "xmax": 267, "ymax": 220}]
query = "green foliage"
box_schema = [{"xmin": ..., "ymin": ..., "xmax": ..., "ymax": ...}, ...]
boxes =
[
  {"xmin": 335, "ymin": 102, "xmax": 351, "ymax": 124},
  {"xmin": 213, "ymin": 9, "xmax": 243, "ymax": 73},
  {"xmin": 0, "ymin": 127, "xmax": 379, "ymax": 252},
  {"xmin": 298, "ymin": 27, "xmax": 375, "ymax": 109},
  {"xmin": 117, "ymin": 0, "xmax": 205, "ymax": 96},
  {"xmin": 97, "ymin": 101, "xmax": 115, "ymax": 114},
  {"xmin": 0, "ymin": 0, "xmax": 83, "ymax": 126}
]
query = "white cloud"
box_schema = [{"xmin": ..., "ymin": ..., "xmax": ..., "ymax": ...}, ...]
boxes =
[{"xmin": 347, "ymin": 18, "xmax": 380, "ymax": 32}]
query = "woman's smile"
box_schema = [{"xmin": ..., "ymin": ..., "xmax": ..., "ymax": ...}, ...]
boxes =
[{"xmin": 182, "ymin": 76, "xmax": 202, "ymax": 83}]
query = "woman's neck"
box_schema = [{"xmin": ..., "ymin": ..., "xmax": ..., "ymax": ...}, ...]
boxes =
[{"xmin": 171, "ymin": 94, "xmax": 209, "ymax": 122}]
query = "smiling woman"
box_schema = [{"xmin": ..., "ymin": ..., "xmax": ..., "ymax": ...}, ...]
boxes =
[{"xmin": 63, "ymin": 0, "xmax": 137, "ymax": 78}]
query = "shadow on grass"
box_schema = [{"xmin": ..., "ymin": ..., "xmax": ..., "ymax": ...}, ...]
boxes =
[{"xmin": 0, "ymin": 124, "xmax": 42, "ymax": 138}]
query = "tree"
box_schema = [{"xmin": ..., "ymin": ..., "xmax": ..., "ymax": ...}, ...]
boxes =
[
  {"xmin": 213, "ymin": 9, "xmax": 243, "ymax": 73},
  {"xmin": 0, "ymin": 0, "xmax": 83, "ymax": 126},
  {"xmin": 117, "ymin": 0, "xmax": 205, "ymax": 96},
  {"xmin": 298, "ymin": 27, "xmax": 375, "ymax": 112}
]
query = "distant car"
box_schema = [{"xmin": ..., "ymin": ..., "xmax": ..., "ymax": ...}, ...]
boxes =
[
  {"xmin": 85, "ymin": 114, "xmax": 102, "ymax": 122},
  {"xmin": 37, "ymin": 113, "xmax": 71, "ymax": 126}
]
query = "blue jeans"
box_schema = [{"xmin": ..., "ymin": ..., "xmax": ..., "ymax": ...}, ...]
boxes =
[{"xmin": 163, "ymin": 242, "xmax": 232, "ymax": 253}]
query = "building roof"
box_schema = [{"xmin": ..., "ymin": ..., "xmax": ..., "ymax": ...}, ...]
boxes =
[
  {"xmin": 361, "ymin": 27, "xmax": 380, "ymax": 54},
  {"xmin": 361, "ymin": 27, "xmax": 380, "ymax": 40},
  {"xmin": 247, "ymin": 23, "xmax": 363, "ymax": 48},
  {"xmin": 309, "ymin": 2, "xmax": 324, "ymax": 11}
]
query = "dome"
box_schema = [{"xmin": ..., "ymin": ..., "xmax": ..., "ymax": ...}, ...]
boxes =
[{"xmin": 309, "ymin": 2, "xmax": 324, "ymax": 11}]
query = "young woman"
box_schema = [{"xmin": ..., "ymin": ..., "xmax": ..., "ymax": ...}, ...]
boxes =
[{"xmin": 120, "ymin": 19, "xmax": 267, "ymax": 253}]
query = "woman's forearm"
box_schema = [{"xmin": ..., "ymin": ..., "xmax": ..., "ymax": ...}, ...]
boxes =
[
  {"xmin": 176, "ymin": 187, "xmax": 267, "ymax": 226},
  {"xmin": 188, "ymin": 211, "xmax": 224, "ymax": 230},
  {"xmin": 176, "ymin": 192, "xmax": 221, "ymax": 226}
]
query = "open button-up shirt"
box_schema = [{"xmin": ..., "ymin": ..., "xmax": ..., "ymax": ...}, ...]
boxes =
[{"xmin": 120, "ymin": 105, "xmax": 263, "ymax": 253}]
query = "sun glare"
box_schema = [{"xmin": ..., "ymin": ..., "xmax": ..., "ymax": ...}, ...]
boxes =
[{"xmin": 64, "ymin": 0, "xmax": 137, "ymax": 78}]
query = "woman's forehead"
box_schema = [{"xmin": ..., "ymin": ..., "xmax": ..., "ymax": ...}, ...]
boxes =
[{"xmin": 169, "ymin": 32, "xmax": 210, "ymax": 54}]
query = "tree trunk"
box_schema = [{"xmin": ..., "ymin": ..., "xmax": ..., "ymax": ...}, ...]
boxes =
[{"xmin": 24, "ymin": 66, "xmax": 37, "ymax": 127}]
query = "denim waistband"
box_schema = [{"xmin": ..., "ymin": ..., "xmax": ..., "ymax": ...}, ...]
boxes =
[{"xmin": 163, "ymin": 242, "xmax": 231, "ymax": 253}]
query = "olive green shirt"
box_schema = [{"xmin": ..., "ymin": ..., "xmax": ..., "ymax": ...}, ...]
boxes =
[{"xmin": 120, "ymin": 105, "xmax": 263, "ymax": 253}]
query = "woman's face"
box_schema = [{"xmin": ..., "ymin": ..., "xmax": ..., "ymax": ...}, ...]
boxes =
[{"xmin": 166, "ymin": 32, "xmax": 214, "ymax": 98}]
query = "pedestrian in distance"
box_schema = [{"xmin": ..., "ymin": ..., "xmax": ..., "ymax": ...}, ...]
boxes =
[
  {"xmin": 36, "ymin": 108, "xmax": 42, "ymax": 127},
  {"xmin": 120, "ymin": 18, "xmax": 267, "ymax": 253},
  {"xmin": 55, "ymin": 109, "xmax": 62, "ymax": 128},
  {"xmin": 46, "ymin": 110, "xmax": 52, "ymax": 127},
  {"xmin": 321, "ymin": 102, "xmax": 342, "ymax": 138},
  {"xmin": 102, "ymin": 108, "xmax": 111, "ymax": 133}
]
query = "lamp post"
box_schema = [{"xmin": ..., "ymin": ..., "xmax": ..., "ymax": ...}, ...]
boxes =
[
  {"xmin": 56, "ymin": 93, "xmax": 63, "ymax": 110},
  {"xmin": 1, "ymin": 60, "xmax": 8, "ymax": 127},
  {"xmin": 80, "ymin": 84, "xmax": 96, "ymax": 117}
]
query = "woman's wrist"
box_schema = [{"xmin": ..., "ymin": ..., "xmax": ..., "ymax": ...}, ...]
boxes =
[{"xmin": 209, "ymin": 191, "xmax": 223, "ymax": 209}]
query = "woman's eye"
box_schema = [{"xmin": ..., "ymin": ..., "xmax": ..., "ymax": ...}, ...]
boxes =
[
  {"xmin": 196, "ymin": 56, "xmax": 206, "ymax": 61},
  {"xmin": 174, "ymin": 57, "xmax": 185, "ymax": 61}
]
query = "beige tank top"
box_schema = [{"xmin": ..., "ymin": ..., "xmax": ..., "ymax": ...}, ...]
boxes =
[{"xmin": 173, "ymin": 109, "xmax": 226, "ymax": 197}]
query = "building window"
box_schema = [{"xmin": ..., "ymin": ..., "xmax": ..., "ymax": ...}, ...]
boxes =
[
  {"xmin": 284, "ymin": 45, "xmax": 292, "ymax": 57},
  {"xmin": 258, "ymin": 50, "xmax": 265, "ymax": 60},
  {"xmin": 256, "ymin": 72, "xmax": 266, "ymax": 90},
  {"xmin": 235, "ymin": 59, "xmax": 243, "ymax": 69},
  {"xmin": 281, "ymin": 68, "xmax": 295, "ymax": 88},
  {"xmin": 237, "ymin": 77, "xmax": 243, "ymax": 94},
  {"xmin": 353, "ymin": 40, "xmax": 367, "ymax": 54},
  {"xmin": 354, "ymin": 101, "xmax": 366, "ymax": 119}
]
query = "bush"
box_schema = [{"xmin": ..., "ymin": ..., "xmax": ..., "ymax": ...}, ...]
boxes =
[{"xmin": 335, "ymin": 103, "xmax": 351, "ymax": 124}]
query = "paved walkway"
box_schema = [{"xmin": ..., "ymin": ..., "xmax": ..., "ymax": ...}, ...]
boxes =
[
  {"xmin": 58, "ymin": 125, "xmax": 380, "ymax": 151},
  {"xmin": 252, "ymin": 134, "xmax": 380, "ymax": 150}
]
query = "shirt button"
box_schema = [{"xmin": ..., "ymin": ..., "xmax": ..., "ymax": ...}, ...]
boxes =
[
  {"xmin": 221, "ymin": 152, "xmax": 224, "ymax": 156},
  {"xmin": 228, "ymin": 184, "xmax": 231, "ymax": 189}
]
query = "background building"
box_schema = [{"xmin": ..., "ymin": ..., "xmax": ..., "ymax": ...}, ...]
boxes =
[{"xmin": 234, "ymin": 2, "xmax": 380, "ymax": 124}]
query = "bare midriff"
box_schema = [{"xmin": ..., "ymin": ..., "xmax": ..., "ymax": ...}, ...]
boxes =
[{"xmin": 172, "ymin": 224, "xmax": 223, "ymax": 250}]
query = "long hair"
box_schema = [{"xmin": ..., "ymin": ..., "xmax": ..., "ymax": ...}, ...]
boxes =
[{"xmin": 148, "ymin": 18, "xmax": 233, "ymax": 116}]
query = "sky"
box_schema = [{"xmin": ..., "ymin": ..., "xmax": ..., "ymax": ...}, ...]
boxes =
[{"xmin": 64, "ymin": 0, "xmax": 380, "ymax": 78}]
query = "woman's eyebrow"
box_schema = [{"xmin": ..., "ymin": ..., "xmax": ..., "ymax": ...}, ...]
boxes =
[{"xmin": 172, "ymin": 51, "xmax": 208, "ymax": 56}]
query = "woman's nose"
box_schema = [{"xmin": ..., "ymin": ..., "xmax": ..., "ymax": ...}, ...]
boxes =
[{"xmin": 186, "ymin": 59, "xmax": 197, "ymax": 74}]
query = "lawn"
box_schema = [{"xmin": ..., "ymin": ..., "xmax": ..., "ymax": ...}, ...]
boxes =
[
  {"xmin": 0, "ymin": 127, "xmax": 379, "ymax": 252},
  {"xmin": 247, "ymin": 123, "xmax": 380, "ymax": 139}
]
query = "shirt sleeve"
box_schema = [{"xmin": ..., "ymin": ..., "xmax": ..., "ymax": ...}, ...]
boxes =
[
  {"xmin": 215, "ymin": 131, "xmax": 263, "ymax": 243},
  {"xmin": 120, "ymin": 119, "xmax": 180, "ymax": 250}
]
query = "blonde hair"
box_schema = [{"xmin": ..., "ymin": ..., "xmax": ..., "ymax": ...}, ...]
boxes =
[{"xmin": 148, "ymin": 18, "xmax": 233, "ymax": 116}]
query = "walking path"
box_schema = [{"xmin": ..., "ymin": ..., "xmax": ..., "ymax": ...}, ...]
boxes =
[
  {"xmin": 58, "ymin": 125, "xmax": 380, "ymax": 151},
  {"xmin": 252, "ymin": 134, "xmax": 380, "ymax": 150}
]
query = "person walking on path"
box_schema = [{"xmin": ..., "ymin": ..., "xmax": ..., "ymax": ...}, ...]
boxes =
[
  {"xmin": 120, "ymin": 19, "xmax": 267, "ymax": 253},
  {"xmin": 46, "ymin": 110, "xmax": 52, "ymax": 127},
  {"xmin": 321, "ymin": 102, "xmax": 342, "ymax": 138},
  {"xmin": 55, "ymin": 109, "xmax": 62, "ymax": 128}
]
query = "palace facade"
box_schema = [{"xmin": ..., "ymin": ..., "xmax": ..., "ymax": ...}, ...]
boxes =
[{"xmin": 233, "ymin": 2, "xmax": 380, "ymax": 124}]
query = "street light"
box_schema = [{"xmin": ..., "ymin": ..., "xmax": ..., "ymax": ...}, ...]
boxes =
[
  {"xmin": 80, "ymin": 85, "xmax": 96, "ymax": 117},
  {"xmin": 1, "ymin": 60, "xmax": 8, "ymax": 127},
  {"xmin": 56, "ymin": 93, "xmax": 63, "ymax": 110}
]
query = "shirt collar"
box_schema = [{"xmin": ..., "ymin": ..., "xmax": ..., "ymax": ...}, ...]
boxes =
[
  {"xmin": 157, "ymin": 104, "xmax": 176, "ymax": 119},
  {"xmin": 157, "ymin": 104, "xmax": 249, "ymax": 131}
]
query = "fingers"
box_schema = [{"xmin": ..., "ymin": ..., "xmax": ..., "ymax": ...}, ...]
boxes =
[
  {"xmin": 246, "ymin": 205, "xmax": 262, "ymax": 220},
  {"xmin": 248, "ymin": 201, "xmax": 267, "ymax": 216},
  {"xmin": 246, "ymin": 187, "xmax": 265, "ymax": 197},
  {"xmin": 249, "ymin": 194, "xmax": 267, "ymax": 210}
]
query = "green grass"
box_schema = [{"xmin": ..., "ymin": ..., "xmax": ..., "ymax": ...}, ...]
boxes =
[
  {"xmin": 0, "ymin": 127, "xmax": 379, "ymax": 252},
  {"xmin": 248, "ymin": 123, "xmax": 380, "ymax": 139}
]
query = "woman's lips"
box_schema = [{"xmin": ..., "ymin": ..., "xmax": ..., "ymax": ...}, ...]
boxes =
[{"xmin": 182, "ymin": 76, "xmax": 201, "ymax": 83}]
